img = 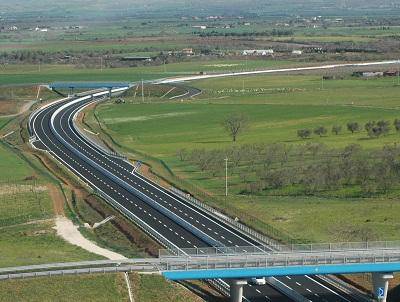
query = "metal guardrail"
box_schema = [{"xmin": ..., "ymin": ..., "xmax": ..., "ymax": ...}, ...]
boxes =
[
  {"xmin": 162, "ymin": 250, "xmax": 400, "ymax": 272},
  {"xmin": 169, "ymin": 187, "xmax": 281, "ymax": 249},
  {"xmin": 95, "ymin": 189, "xmax": 180, "ymax": 253},
  {"xmin": 2, "ymin": 249, "xmax": 400, "ymax": 281},
  {"xmin": 51, "ymin": 97, "xmax": 225, "ymax": 250},
  {"xmin": 71, "ymin": 97, "xmax": 127, "ymax": 160},
  {"xmin": 160, "ymin": 241, "xmax": 400, "ymax": 257}
]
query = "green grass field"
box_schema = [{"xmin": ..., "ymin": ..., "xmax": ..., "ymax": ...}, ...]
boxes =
[
  {"xmin": 91, "ymin": 73, "xmax": 400, "ymax": 242},
  {"xmin": 131, "ymin": 273, "xmax": 203, "ymax": 302},
  {"xmin": 0, "ymin": 221, "xmax": 101, "ymax": 267},
  {"xmin": 0, "ymin": 274, "xmax": 127, "ymax": 302},
  {"xmin": 0, "ymin": 126, "xmax": 102, "ymax": 266},
  {"xmin": 0, "ymin": 60, "xmax": 309, "ymax": 86},
  {"xmin": 0, "ymin": 272, "xmax": 203, "ymax": 302}
]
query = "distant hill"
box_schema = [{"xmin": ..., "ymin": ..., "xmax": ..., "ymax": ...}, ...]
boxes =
[
  {"xmin": 1, "ymin": 0, "xmax": 399, "ymax": 21},
  {"xmin": 0, "ymin": 0, "xmax": 400, "ymax": 20}
]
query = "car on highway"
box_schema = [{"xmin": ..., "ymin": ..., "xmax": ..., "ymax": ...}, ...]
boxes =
[{"xmin": 250, "ymin": 277, "xmax": 266, "ymax": 285}]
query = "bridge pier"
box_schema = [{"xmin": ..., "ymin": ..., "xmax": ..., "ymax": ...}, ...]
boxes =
[
  {"xmin": 372, "ymin": 272, "xmax": 393, "ymax": 302},
  {"xmin": 229, "ymin": 279, "xmax": 247, "ymax": 302}
]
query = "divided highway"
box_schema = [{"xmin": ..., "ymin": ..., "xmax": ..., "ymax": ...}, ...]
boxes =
[{"xmin": 29, "ymin": 89, "xmax": 362, "ymax": 302}]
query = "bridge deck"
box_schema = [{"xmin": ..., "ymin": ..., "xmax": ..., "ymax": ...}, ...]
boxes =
[{"xmin": 49, "ymin": 82, "xmax": 131, "ymax": 89}]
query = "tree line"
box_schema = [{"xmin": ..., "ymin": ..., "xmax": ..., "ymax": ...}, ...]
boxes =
[
  {"xmin": 177, "ymin": 142, "xmax": 400, "ymax": 197},
  {"xmin": 297, "ymin": 119, "xmax": 400, "ymax": 139},
  {"xmin": 195, "ymin": 28, "xmax": 294, "ymax": 38}
]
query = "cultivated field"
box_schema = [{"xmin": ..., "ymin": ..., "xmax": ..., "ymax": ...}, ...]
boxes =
[{"xmin": 91, "ymin": 71, "xmax": 400, "ymax": 243}]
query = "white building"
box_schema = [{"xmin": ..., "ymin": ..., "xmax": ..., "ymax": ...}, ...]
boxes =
[
  {"xmin": 242, "ymin": 49, "xmax": 274, "ymax": 56},
  {"xmin": 192, "ymin": 25, "xmax": 207, "ymax": 30},
  {"xmin": 292, "ymin": 50, "xmax": 303, "ymax": 55}
]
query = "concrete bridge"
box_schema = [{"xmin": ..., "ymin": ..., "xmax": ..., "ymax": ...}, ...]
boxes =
[
  {"xmin": 1, "ymin": 241, "xmax": 399, "ymax": 302},
  {"xmin": 47, "ymin": 82, "xmax": 132, "ymax": 96}
]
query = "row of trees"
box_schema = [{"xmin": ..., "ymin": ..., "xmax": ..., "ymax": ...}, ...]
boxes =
[
  {"xmin": 195, "ymin": 29, "xmax": 294, "ymax": 38},
  {"xmin": 297, "ymin": 119, "xmax": 400, "ymax": 139},
  {"xmin": 177, "ymin": 142, "xmax": 400, "ymax": 197}
]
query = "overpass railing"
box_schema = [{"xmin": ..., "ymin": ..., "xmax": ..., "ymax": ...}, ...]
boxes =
[
  {"xmin": 2, "ymin": 248, "xmax": 400, "ymax": 281},
  {"xmin": 159, "ymin": 241, "xmax": 400, "ymax": 257},
  {"xmin": 162, "ymin": 249, "xmax": 400, "ymax": 272}
]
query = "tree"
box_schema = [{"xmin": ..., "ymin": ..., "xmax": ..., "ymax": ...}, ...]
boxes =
[
  {"xmin": 394, "ymin": 119, "xmax": 400, "ymax": 132},
  {"xmin": 377, "ymin": 120, "xmax": 390, "ymax": 136},
  {"xmin": 365, "ymin": 120, "xmax": 390, "ymax": 138},
  {"xmin": 332, "ymin": 125, "xmax": 342, "ymax": 135},
  {"xmin": 347, "ymin": 122, "xmax": 360, "ymax": 134},
  {"xmin": 314, "ymin": 126, "xmax": 327, "ymax": 137},
  {"xmin": 223, "ymin": 113, "xmax": 248, "ymax": 142},
  {"xmin": 364, "ymin": 121, "xmax": 375, "ymax": 133},
  {"xmin": 297, "ymin": 129, "xmax": 312, "ymax": 139}
]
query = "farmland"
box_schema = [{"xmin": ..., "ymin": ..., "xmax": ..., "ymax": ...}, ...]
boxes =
[{"xmin": 91, "ymin": 72, "xmax": 400, "ymax": 243}]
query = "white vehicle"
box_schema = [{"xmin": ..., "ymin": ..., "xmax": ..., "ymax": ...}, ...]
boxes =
[{"xmin": 250, "ymin": 277, "xmax": 266, "ymax": 285}]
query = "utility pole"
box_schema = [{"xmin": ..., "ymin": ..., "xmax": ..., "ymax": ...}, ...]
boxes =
[
  {"xmin": 100, "ymin": 57, "xmax": 103, "ymax": 71},
  {"xmin": 321, "ymin": 76, "xmax": 324, "ymax": 90},
  {"xmin": 224, "ymin": 157, "xmax": 228, "ymax": 197},
  {"xmin": 141, "ymin": 79, "xmax": 144, "ymax": 103}
]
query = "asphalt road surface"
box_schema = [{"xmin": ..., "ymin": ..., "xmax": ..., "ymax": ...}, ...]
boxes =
[{"xmin": 29, "ymin": 89, "xmax": 363, "ymax": 302}]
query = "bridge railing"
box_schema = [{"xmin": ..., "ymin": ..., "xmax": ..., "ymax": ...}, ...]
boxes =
[
  {"xmin": 159, "ymin": 241, "xmax": 400, "ymax": 258},
  {"xmin": 162, "ymin": 249, "xmax": 400, "ymax": 272}
]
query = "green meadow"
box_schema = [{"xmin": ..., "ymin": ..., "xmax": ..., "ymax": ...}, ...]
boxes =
[
  {"xmin": 0, "ymin": 59, "xmax": 304, "ymax": 86},
  {"xmin": 92, "ymin": 73, "xmax": 400, "ymax": 242},
  {"xmin": 0, "ymin": 272, "xmax": 202, "ymax": 302}
]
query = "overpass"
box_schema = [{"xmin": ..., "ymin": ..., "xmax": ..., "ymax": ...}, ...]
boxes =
[
  {"xmin": 0, "ymin": 242, "xmax": 399, "ymax": 302},
  {"xmin": 47, "ymin": 82, "xmax": 132, "ymax": 96},
  {"xmin": 161, "ymin": 243, "xmax": 400, "ymax": 302}
]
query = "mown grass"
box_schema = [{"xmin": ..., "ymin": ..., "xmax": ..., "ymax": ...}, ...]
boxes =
[
  {"xmin": 130, "ymin": 273, "xmax": 203, "ymax": 302},
  {"xmin": 92, "ymin": 74, "xmax": 400, "ymax": 242},
  {"xmin": 0, "ymin": 273, "xmax": 127, "ymax": 302},
  {"xmin": 0, "ymin": 184, "xmax": 52, "ymax": 227},
  {"xmin": 0, "ymin": 272, "xmax": 204, "ymax": 302},
  {"xmin": 97, "ymin": 102, "xmax": 400, "ymax": 157},
  {"xmin": 0, "ymin": 140, "xmax": 101, "ymax": 267},
  {"xmin": 0, "ymin": 118, "xmax": 102, "ymax": 266},
  {"xmin": 0, "ymin": 117, "xmax": 11, "ymax": 130},
  {"xmin": 0, "ymin": 143, "xmax": 37, "ymax": 180},
  {"xmin": 0, "ymin": 221, "xmax": 101, "ymax": 267}
]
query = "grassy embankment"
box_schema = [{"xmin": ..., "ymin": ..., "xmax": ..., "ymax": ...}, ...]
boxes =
[
  {"xmin": 0, "ymin": 80, "xmax": 205, "ymax": 302},
  {"xmin": 0, "ymin": 115, "xmax": 102, "ymax": 267},
  {"xmin": 0, "ymin": 272, "xmax": 205, "ymax": 302},
  {"xmin": 90, "ymin": 73, "xmax": 400, "ymax": 243},
  {"xmin": 0, "ymin": 85, "xmax": 155, "ymax": 261}
]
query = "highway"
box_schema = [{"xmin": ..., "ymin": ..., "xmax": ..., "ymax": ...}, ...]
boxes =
[
  {"xmin": 29, "ymin": 91, "xmax": 364, "ymax": 302},
  {"xmin": 27, "ymin": 59, "xmax": 399, "ymax": 301}
]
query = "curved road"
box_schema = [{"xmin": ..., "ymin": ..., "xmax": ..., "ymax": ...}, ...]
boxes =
[{"xmin": 28, "ymin": 59, "xmax": 397, "ymax": 302}]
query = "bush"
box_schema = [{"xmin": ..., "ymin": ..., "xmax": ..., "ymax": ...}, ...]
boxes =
[
  {"xmin": 347, "ymin": 122, "xmax": 360, "ymax": 134},
  {"xmin": 297, "ymin": 129, "xmax": 312, "ymax": 139},
  {"xmin": 332, "ymin": 125, "xmax": 342, "ymax": 135},
  {"xmin": 314, "ymin": 126, "xmax": 327, "ymax": 137}
]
